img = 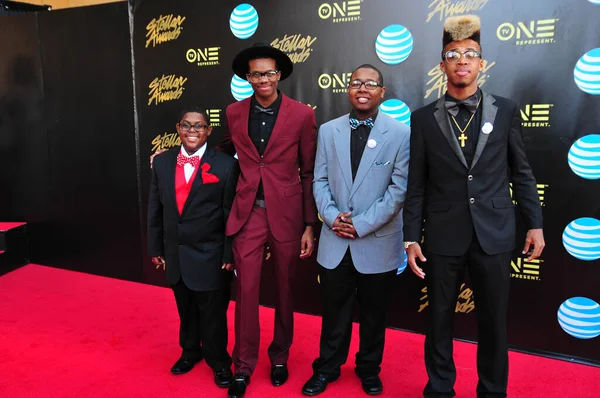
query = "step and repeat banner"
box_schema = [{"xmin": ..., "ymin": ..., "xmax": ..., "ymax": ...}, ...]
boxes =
[{"xmin": 132, "ymin": 0, "xmax": 600, "ymax": 364}]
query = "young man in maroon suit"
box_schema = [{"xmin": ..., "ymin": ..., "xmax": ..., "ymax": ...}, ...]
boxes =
[
  {"xmin": 219, "ymin": 42, "xmax": 318, "ymax": 398},
  {"xmin": 147, "ymin": 107, "xmax": 239, "ymax": 389}
]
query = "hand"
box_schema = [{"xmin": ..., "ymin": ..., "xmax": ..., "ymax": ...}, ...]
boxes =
[
  {"xmin": 522, "ymin": 228, "xmax": 545, "ymax": 261},
  {"xmin": 150, "ymin": 148, "xmax": 168, "ymax": 168},
  {"xmin": 151, "ymin": 256, "xmax": 165, "ymax": 266},
  {"xmin": 406, "ymin": 243, "xmax": 426, "ymax": 279},
  {"xmin": 300, "ymin": 226, "xmax": 314, "ymax": 259},
  {"xmin": 222, "ymin": 263, "xmax": 234, "ymax": 271},
  {"xmin": 332, "ymin": 212, "xmax": 357, "ymax": 239}
]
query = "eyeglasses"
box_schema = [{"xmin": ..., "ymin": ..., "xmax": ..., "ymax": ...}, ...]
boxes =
[
  {"xmin": 348, "ymin": 80, "xmax": 383, "ymax": 91},
  {"xmin": 443, "ymin": 50, "xmax": 481, "ymax": 62},
  {"xmin": 247, "ymin": 70, "xmax": 279, "ymax": 83},
  {"xmin": 179, "ymin": 123, "xmax": 209, "ymax": 132}
]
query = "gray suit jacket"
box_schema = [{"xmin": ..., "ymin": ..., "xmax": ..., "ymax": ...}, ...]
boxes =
[{"xmin": 313, "ymin": 112, "xmax": 410, "ymax": 274}]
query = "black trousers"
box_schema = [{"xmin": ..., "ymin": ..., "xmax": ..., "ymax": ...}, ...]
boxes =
[
  {"xmin": 171, "ymin": 278, "xmax": 232, "ymax": 370},
  {"xmin": 424, "ymin": 234, "xmax": 511, "ymax": 398},
  {"xmin": 312, "ymin": 249, "xmax": 395, "ymax": 378}
]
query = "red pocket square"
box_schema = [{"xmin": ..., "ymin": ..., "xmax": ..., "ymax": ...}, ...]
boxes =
[{"xmin": 202, "ymin": 172, "xmax": 220, "ymax": 184}]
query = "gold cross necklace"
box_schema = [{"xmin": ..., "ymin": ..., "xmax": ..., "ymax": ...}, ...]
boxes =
[{"xmin": 451, "ymin": 97, "xmax": 482, "ymax": 148}]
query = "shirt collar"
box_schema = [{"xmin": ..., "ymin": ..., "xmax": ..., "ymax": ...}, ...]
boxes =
[
  {"xmin": 445, "ymin": 88, "xmax": 481, "ymax": 104},
  {"xmin": 250, "ymin": 90, "xmax": 282, "ymax": 111},
  {"xmin": 350, "ymin": 109, "xmax": 378, "ymax": 122},
  {"xmin": 180, "ymin": 143, "xmax": 206, "ymax": 160}
]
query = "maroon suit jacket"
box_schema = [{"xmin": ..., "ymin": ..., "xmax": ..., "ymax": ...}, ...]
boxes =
[{"xmin": 219, "ymin": 93, "xmax": 318, "ymax": 242}]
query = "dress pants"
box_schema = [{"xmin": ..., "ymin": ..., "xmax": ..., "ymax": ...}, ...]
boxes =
[
  {"xmin": 232, "ymin": 205, "xmax": 300, "ymax": 374},
  {"xmin": 171, "ymin": 278, "xmax": 232, "ymax": 370},
  {"xmin": 312, "ymin": 249, "xmax": 395, "ymax": 378},
  {"xmin": 424, "ymin": 234, "xmax": 512, "ymax": 398}
]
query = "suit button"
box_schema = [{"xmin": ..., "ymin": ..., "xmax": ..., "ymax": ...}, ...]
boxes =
[
  {"xmin": 349, "ymin": 207, "xmax": 354, "ymax": 211},
  {"xmin": 468, "ymin": 175, "xmax": 473, "ymax": 181},
  {"xmin": 260, "ymin": 163, "xmax": 265, "ymax": 167},
  {"xmin": 469, "ymin": 198, "xmax": 475, "ymax": 204}
]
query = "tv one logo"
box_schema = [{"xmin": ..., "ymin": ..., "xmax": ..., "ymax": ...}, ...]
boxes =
[
  {"xmin": 318, "ymin": 0, "xmax": 361, "ymax": 23},
  {"xmin": 511, "ymin": 257, "xmax": 542, "ymax": 281},
  {"xmin": 186, "ymin": 47, "xmax": 220, "ymax": 66},
  {"xmin": 496, "ymin": 19, "xmax": 558, "ymax": 45},
  {"xmin": 318, "ymin": 72, "xmax": 352, "ymax": 93},
  {"xmin": 520, "ymin": 104, "xmax": 553, "ymax": 128},
  {"xmin": 206, "ymin": 109, "xmax": 222, "ymax": 127}
]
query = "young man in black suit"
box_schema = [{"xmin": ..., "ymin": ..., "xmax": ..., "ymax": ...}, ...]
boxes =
[
  {"xmin": 403, "ymin": 15, "xmax": 545, "ymax": 397},
  {"xmin": 147, "ymin": 106, "xmax": 239, "ymax": 389}
]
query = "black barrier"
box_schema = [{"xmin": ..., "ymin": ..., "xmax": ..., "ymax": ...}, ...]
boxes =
[{"xmin": 132, "ymin": 0, "xmax": 600, "ymax": 364}]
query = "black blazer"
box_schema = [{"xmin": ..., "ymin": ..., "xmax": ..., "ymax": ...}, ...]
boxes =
[
  {"xmin": 147, "ymin": 145, "xmax": 239, "ymax": 291},
  {"xmin": 403, "ymin": 91, "xmax": 543, "ymax": 256}
]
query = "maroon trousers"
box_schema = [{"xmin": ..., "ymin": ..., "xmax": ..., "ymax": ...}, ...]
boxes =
[{"xmin": 232, "ymin": 206, "xmax": 300, "ymax": 374}]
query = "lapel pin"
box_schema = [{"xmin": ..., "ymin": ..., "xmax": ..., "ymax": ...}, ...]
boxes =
[
  {"xmin": 367, "ymin": 139, "xmax": 377, "ymax": 149},
  {"xmin": 482, "ymin": 122, "xmax": 493, "ymax": 135}
]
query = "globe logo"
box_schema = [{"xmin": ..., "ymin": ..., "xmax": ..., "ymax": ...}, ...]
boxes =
[
  {"xmin": 229, "ymin": 4, "xmax": 259, "ymax": 39},
  {"xmin": 230, "ymin": 75, "xmax": 254, "ymax": 101},
  {"xmin": 589, "ymin": 0, "xmax": 600, "ymax": 4},
  {"xmin": 397, "ymin": 251, "xmax": 408, "ymax": 275},
  {"xmin": 567, "ymin": 134, "xmax": 600, "ymax": 180},
  {"xmin": 574, "ymin": 48, "xmax": 600, "ymax": 95},
  {"xmin": 557, "ymin": 297, "xmax": 600, "ymax": 339},
  {"xmin": 380, "ymin": 99, "xmax": 411, "ymax": 126},
  {"xmin": 375, "ymin": 24, "xmax": 413, "ymax": 65},
  {"xmin": 562, "ymin": 217, "xmax": 600, "ymax": 261}
]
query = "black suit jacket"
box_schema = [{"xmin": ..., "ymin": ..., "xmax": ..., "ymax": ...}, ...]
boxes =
[
  {"xmin": 403, "ymin": 91, "xmax": 543, "ymax": 256},
  {"xmin": 147, "ymin": 145, "xmax": 239, "ymax": 291}
]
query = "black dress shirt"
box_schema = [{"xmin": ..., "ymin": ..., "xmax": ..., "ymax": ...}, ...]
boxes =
[
  {"xmin": 446, "ymin": 89, "xmax": 482, "ymax": 166},
  {"xmin": 350, "ymin": 110, "xmax": 377, "ymax": 180},
  {"xmin": 248, "ymin": 91, "xmax": 282, "ymax": 200}
]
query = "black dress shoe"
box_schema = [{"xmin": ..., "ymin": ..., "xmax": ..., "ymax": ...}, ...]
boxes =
[
  {"xmin": 214, "ymin": 368, "xmax": 233, "ymax": 388},
  {"xmin": 228, "ymin": 372, "xmax": 250, "ymax": 398},
  {"xmin": 361, "ymin": 375, "xmax": 383, "ymax": 395},
  {"xmin": 271, "ymin": 364, "xmax": 289, "ymax": 386},
  {"xmin": 170, "ymin": 356, "xmax": 202, "ymax": 375},
  {"xmin": 302, "ymin": 373, "xmax": 339, "ymax": 396}
]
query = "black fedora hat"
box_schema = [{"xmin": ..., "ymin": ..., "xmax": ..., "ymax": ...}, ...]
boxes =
[{"xmin": 232, "ymin": 41, "xmax": 294, "ymax": 81}]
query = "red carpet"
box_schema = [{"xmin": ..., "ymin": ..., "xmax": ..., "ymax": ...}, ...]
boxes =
[
  {"xmin": 0, "ymin": 222, "xmax": 26, "ymax": 231},
  {"xmin": 1, "ymin": 265, "xmax": 598, "ymax": 398}
]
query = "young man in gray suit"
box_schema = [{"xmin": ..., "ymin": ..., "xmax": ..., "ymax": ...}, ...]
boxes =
[{"xmin": 302, "ymin": 64, "xmax": 410, "ymax": 396}]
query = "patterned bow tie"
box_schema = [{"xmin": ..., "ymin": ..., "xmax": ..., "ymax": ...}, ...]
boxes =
[
  {"xmin": 445, "ymin": 95, "xmax": 480, "ymax": 117},
  {"xmin": 349, "ymin": 117, "xmax": 374, "ymax": 130},
  {"xmin": 253, "ymin": 105, "xmax": 274, "ymax": 115},
  {"xmin": 176, "ymin": 152, "xmax": 200, "ymax": 168}
]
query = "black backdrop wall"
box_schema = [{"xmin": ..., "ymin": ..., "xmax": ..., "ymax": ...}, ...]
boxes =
[
  {"xmin": 0, "ymin": 2, "xmax": 142, "ymax": 281},
  {"xmin": 1, "ymin": 0, "xmax": 599, "ymax": 365}
]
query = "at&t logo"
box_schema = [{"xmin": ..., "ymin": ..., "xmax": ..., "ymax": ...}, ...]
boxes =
[
  {"xmin": 497, "ymin": 19, "xmax": 558, "ymax": 45},
  {"xmin": 520, "ymin": 104, "xmax": 553, "ymax": 128},
  {"xmin": 318, "ymin": 72, "xmax": 352, "ymax": 93},
  {"xmin": 207, "ymin": 109, "xmax": 222, "ymax": 127},
  {"xmin": 186, "ymin": 47, "xmax": 220, "ymax": 66},
  {"xmin": 318, "ymin": 0, "xmax": 361, "ymax": 23}
]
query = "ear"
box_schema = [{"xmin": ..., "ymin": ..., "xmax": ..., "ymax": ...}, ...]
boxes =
[
  {"xmin": 439, "ymin": 61, "xmax": 446, "ymax": 74},
  {"xmin": 379, "ymin": 86, "xmax": 386, "ymax": 99},
  {"xmin": 478, "ymin": 58, "xmax": 484, "ymax": 73},
  {"xmin": 207, "ymin": 126, "xmax": 213, "ymax": 136}
]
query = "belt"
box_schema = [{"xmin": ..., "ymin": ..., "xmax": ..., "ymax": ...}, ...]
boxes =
[{"xmin": 254, "ymin": 199, "xmax": 266, "ymax": 208}]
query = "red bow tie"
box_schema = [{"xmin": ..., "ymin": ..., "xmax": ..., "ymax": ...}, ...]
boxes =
[{"xmin": 177, "ymin": 152, "xmax": 200, "ymax": 167}]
